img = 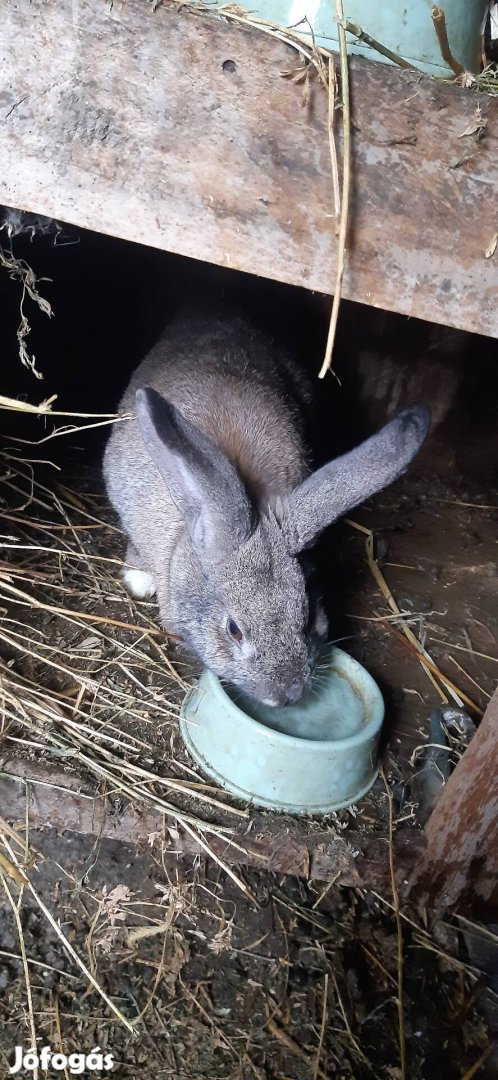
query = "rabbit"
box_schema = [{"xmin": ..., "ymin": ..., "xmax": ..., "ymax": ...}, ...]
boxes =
[{"xmin": 103, "ymin": 308, "xmax": 429, "ymax": 707}]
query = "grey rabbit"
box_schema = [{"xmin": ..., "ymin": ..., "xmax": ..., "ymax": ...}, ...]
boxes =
[{"xmin": 103, "ymin": 309, "xmax": 429, "ymax": 706}]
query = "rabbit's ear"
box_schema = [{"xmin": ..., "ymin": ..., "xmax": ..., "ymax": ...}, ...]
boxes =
[
  {"xmin": 136, "ymin": 387, "xmax": 253, "ymax": 557},
  {"xmin": 283, "ymin": 407, "xmax": 430, "ymax": 554}
]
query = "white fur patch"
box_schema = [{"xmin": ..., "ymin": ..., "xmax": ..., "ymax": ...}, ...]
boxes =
[
  {"xmin": 314, "ymin": 603, "xmax": 329, "ymax": 640},
  {"xmin": 122, "ymin": 566, "xmax": 156, "ymax": 599}
]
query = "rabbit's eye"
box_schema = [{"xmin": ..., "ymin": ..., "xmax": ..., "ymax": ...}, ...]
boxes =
[{"xmin": 227, "ymin": 619, "xmax": 243, "ymax": 643}]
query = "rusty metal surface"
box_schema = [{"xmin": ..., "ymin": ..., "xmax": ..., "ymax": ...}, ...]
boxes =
[
  {"xmin": 409, "ymin": 688, "xmax": 498, "ymax": 916},
  {"xmin": 0, "ymin": 0, "xmax": 497, "ymax": 336}
]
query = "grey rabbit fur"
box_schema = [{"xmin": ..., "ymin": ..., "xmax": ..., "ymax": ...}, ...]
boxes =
[{"xmin": 103, "ymin": 309, "xmax": 429, "ymax": 707}]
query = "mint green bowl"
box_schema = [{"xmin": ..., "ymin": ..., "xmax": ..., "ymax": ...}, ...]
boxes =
[
  {"xmin": 179, "ymin": 647, "xmax": 384, "ymax": 814},
  {"xmin": 209, "ymin": 0, "xmax": 486, "ymax": 78}
]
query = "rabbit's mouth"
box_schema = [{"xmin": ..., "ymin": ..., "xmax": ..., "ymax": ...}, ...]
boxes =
[{"xmin": 260, "ymin": 673, "xmax": 311, "ymax": 709}]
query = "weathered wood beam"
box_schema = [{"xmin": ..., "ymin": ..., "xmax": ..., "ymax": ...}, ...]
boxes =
[
  {"xmin": 0, "ymin": 758, "xmax": 424, "ymax": 892},
  {"xmin": 408, "ymin": 687, "xmax": 498, "ymax": 918},
  {"xmin": 1, "ymin": 1, "xmax": 497, "ymax": 337}
]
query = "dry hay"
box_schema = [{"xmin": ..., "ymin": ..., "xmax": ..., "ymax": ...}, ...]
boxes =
[
  {"xmin": 171, "ymin": 1, "xmax": 498, "ymax": 92},
  {"xmin": 0, "ymin": 443, "xmax": 255, "ymax": 844},
  {"xmin": 0, "ymin": 436, "xmax": 261, "ymax": 1035},
  {"xmin": 0, "ymin": 440, "xmax": 482, "ymax": 847},
  {"xmin": 0, "ymin": 824, "xmax": 495, "ymax": 1077},
  {"xmin": 0, "ymin": 349, "xmax": 496, "ymax": 1070},
  {"xmin": 0, "ymin": 430, "xmax": 495, "ymax": 1070},
  {"xmin": 0, "ymin": 5, "xmax": 496, "ymax": 1063}
]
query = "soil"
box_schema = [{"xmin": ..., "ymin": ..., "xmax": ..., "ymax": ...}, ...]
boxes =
[
  {"xmin": 0, "ymin": 460, "xmax": 497, "ymax": 1078},
  {"xmin": 1, "ymin": 830, "xmax": 497, "ymax": 1079},
  {"xmin": 1, "ymin": 225, "xmax": 497, "ymax": 1077},
  {"xmin": 3, "ymin": 463, "xmax": 496, "ymax": 836}
]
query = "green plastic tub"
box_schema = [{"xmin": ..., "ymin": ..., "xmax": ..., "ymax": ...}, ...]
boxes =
[
  {"xmin": 179, "ymin": 647, "xmax": 384, "ymax": 814},
  {"xmin": 213, "ymin": 0, "xmax": 487, "ymax": 77}
]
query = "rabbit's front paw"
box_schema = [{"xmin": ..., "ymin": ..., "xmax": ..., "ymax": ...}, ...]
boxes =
[{"xmin": 122, "ymin": 566, "xmax": 156, "ymax": 599}]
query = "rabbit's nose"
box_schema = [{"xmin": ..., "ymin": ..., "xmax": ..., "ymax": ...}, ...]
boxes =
[{"xmin": 283, "ymin": 679, "xmax": 306, "ymax": 705}]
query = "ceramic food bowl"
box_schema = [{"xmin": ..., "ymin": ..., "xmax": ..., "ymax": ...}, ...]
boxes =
[{"xmin": 179, "ymin": 646, "xmax": 384, "ymax": 814}]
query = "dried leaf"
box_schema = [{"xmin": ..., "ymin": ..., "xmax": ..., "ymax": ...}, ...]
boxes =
[
  {"xmin": 457, "ymin": 72, "xmax": 477, "ymax": 89},
  {"xmin": 163, "ymin": 931, "xmax": 189, "ymax": 996},
  {"xmin": 458, "ymin": 114, "xmax": 488, "ymax": 139},
  {"xmin": 101, "ymin": 883, "xmax": 132, "ymax": 926},
  {"xmin": 207, "ymin": 923, "xmax": 234, "ymax": 954},
  {"xmin": 103, "ymin": 883, "xmax": 132, "ymax": 906},
  {"xmin": 94, "ymin": 926, "xmax": 123, "ymax": 955},
  {"xmin": 279, "ymin": 67, "xmax": 307, "ymax": 83},
  {"xmin": 127, "ymin": 919, "xmax": 174, "ymax": 947},
  {"xmin": 76, "ymin": 634, "xmax": 101, "ymax": 651},
  {"xmin": 0, "ymin": 850, "xmax": 28, "ymax": 885},
  {"xmin": 155, "ymin": 882, "xmax": 191, "ymax": 915}
]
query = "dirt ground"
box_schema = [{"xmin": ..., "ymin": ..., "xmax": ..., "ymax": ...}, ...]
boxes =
[
  {"xmin": 0, "ymin": 457, "xmax": 497, "ymax": 1078},
  {"xmin": 1, "ymin": 829, "xmax": 497, "ymax": 1080},
  {"xmin": 1, "ymin": 227, "xmax": 497, "ymax": 1077}
]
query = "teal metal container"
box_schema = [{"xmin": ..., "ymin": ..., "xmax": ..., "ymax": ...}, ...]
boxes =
[
  {"xmin": 179, "ymin": 647, "xmax": 384, "ymax": 814},
  {"xmin": 217, "ymin": 1, "xmax": 486, "ymax": 77}
]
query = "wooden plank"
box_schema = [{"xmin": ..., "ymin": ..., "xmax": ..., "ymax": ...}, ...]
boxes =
[
  {"xmin": 1, "ymin": 0, "xmax": 497, "ymax": 337},
  {"xmin": 409, "ymin": 688, "xmax": 498, "ymax": 918},
  {"xmin": 0, "ymin": 758, "xmax": 424, "ymax": 891}
]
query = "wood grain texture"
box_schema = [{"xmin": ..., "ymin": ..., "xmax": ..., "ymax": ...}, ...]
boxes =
[
  {"xmin": 0, "ymin": 758, "xmax": 424, "ymax": 891},
  {"xmin": 1, "ymin": 0, "xmax": 497, "ymax": 336},
  {"xmin": 409, "ymin": 687, "xmax": 498, "ymax": 918}
]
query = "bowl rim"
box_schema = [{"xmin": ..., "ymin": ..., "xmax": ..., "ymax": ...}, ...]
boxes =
[
  {"xmin": 179, "ymin": 712, "xmax": 381, "ymax": 812},
  {"xmin": 183, "ymin": 647, "xmax": 384, "ymax": 752}
]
